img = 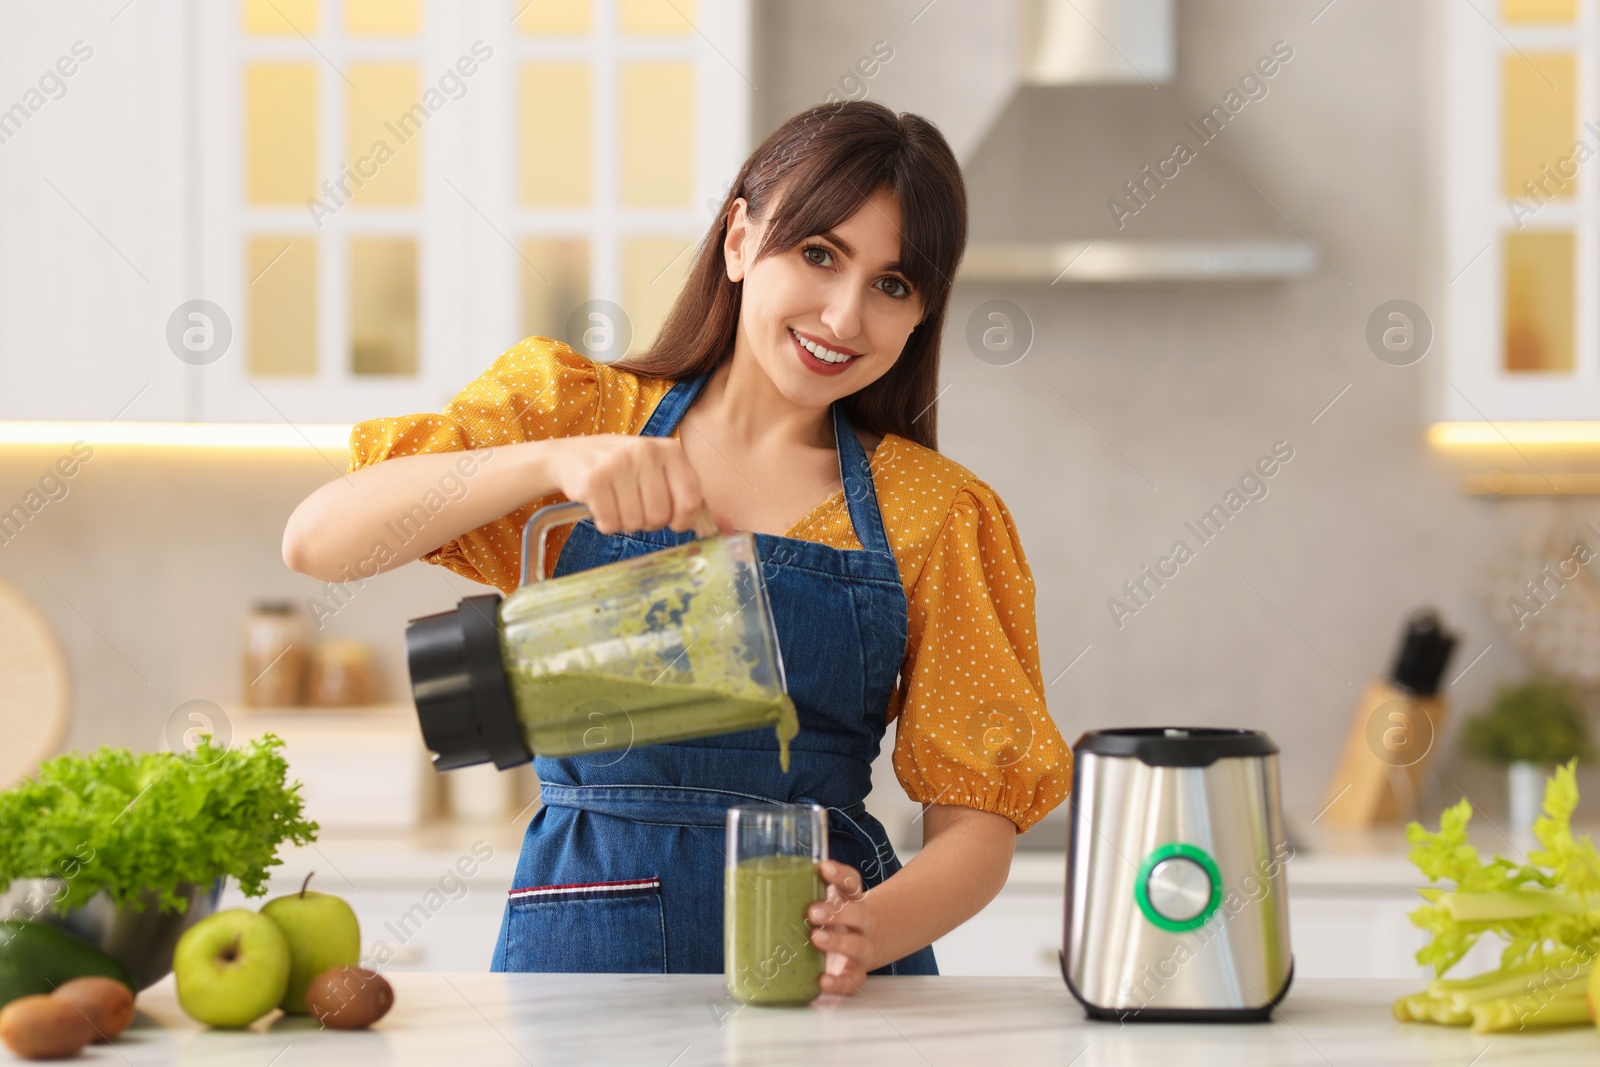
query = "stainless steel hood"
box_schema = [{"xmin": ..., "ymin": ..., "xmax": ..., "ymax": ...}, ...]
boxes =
[{"xmin": 962, "ymin": 0, "xmax": 1317, "ymax": 283}]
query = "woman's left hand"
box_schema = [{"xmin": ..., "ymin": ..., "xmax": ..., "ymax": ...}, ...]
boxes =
[{"xmin": 808, "ymin": 859, "xmax": 880, "ymax": 996}]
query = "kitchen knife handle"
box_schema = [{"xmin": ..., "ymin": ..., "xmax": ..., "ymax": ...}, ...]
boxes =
[{"xmin": 519, "ymin": 500, "xmax": 719, "ymax": 586}]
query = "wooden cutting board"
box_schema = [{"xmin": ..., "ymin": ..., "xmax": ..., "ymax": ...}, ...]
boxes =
[{"xmin": 0, "ymin": 578, "xmax": 70, "ymax": 788}]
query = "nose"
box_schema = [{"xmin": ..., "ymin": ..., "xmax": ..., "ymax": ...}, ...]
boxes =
[{"xmin": 819, "ymin": 278, "xmax": 864, "ymax": 347}]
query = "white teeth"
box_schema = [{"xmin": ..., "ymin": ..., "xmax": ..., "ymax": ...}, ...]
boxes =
[{"xmin": 791, "ymin": 328, "xmax": 852, "ymax": 364}]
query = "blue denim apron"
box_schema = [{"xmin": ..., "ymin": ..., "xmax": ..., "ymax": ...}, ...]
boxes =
[{"xmin": 490, "ymin": 369, "xmax": 940, "ymax": 977}]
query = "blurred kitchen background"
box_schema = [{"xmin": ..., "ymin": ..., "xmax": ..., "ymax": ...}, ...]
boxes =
[{"xmin": 3, "ymin": 0, "xmax": 1598, "ymax": 976}]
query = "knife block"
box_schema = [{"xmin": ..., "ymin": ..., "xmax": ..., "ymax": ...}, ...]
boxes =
[{"xmin": 1318, "ymin": 678, "xmax": 1448, "ymax": 827}]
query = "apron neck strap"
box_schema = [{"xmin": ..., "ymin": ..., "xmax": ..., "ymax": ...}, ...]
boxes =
[{"xmin": 639, "ymin": 369, "xmax": 894, "ymax": 558}]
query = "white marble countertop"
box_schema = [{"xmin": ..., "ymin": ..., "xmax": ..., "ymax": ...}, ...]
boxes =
[{"xmin": 27, "ymin": 973, "xmax": 1590, "ymax": 1066}]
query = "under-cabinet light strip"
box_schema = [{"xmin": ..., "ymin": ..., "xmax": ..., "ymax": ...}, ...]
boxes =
[
  {"xmin": 0, "ymin": 422, "xmax": 352, "ymax": 449},
  {"xmin": 1428, "ymin": 422, "xmax": 1600, "ymax": 447}
]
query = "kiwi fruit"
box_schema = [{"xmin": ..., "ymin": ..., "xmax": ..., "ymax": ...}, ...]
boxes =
[
  {"xmin": 305, "ymin": 966, "xmax": 393, "ymax": 1030},
  {"xmin": 55, "ymin": 976, "xmax": 136, "ymax": 1041},
  {"xmin": 0, "ymin": 992, "xmax": 96, "ymax": 1059}
]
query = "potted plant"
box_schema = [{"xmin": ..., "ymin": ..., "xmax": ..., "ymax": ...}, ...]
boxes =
[
  {"xmin": 0, "ymin": 734, "xmax": 318, "ymax": 988},
  {"xmin": 1463, "ymin": 675, "xmax": 1593, "ymax": 834}
]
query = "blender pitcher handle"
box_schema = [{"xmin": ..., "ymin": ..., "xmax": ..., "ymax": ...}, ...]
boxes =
[{"xmin": 519, "ymin": 500, "xmax": 720, "ymax": 586}]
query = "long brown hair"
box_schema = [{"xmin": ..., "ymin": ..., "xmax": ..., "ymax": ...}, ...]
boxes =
[{"xmin": 611, "ymin": 101, "xmax": 967, "ymax": 451}]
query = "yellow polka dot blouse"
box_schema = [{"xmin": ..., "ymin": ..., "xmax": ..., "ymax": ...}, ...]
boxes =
[{"xmin": 348, "ymin": 337, "xmax": 1071, "ymax": 834}]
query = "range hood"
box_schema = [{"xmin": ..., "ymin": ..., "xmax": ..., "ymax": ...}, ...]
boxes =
[{"xmin": 962, "ymin": 0, "xmax": 1317, "ymax": 283}]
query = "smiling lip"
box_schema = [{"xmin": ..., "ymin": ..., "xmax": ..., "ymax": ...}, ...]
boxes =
[
  {"xmin": 788, "ymin": 329, "xmax": 858, "ymax": 376},
  {"xmin": 789, "ymin": 327, "xmax": 862, "ymax": 357}
]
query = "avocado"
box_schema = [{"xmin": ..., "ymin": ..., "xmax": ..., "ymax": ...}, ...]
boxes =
[{"xmin": 0, "ymin": 921, "xmax": 134, "ymax": 1009}]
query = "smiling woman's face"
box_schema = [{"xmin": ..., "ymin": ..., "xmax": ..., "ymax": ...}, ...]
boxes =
[{"xmin": 723, "ymin": 186, "xmax": 925, "ymax": 410}]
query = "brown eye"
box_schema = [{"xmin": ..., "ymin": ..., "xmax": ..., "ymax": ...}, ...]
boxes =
[
  {"xmin": 802, "ymin": 245, "xmax": 832, "ymax": 267},
  {"xmin": 879, "ymin": 276, "xmax": 910, "ymax": 298}
]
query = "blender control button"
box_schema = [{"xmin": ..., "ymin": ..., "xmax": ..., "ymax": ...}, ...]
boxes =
[
  {"xmin": 1146, "ymin": 857, "xmax": 1213, "ymax": 922},
  {"xmin": 1133, "ymin": 842, "xmax": 1223, "ymax": 932}
]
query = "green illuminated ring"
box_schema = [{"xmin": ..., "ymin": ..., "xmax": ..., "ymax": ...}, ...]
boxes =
[{"xmin": 1134, "ymin": 843, "xmax": 1222, "ymax": 933}]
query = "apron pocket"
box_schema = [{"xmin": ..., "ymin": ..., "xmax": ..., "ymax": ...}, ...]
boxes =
[{"xmin": 501, "ymin": 876, "xmax": 667, "ymax": 973}]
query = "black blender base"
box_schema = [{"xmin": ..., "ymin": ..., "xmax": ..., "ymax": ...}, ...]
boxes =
[{"xmin": 1059, "ymin": 950, "xmax": 1295, "ymax": 1024}]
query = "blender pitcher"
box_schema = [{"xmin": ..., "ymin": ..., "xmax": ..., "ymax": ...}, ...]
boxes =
[{"xmin": 404, "ymin": 500, "xmax": 798, "ymax": 773}]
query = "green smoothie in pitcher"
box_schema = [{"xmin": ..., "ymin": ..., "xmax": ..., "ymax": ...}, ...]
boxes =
[
  {"xmin": 724, "ymin": 853, "xmax": 826, "ymax": 1005},
  {"xmin": 507, "ymin": 667, "xmax": 800, "ymax": 772}
]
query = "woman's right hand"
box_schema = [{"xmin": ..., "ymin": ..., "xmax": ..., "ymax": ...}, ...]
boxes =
[{"xmin": 544, "ymin": 434, "xmax": 717, "ymax": 535}]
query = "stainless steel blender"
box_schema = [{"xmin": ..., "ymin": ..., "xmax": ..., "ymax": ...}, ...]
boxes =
[{"xmin": 1060, "ymin": 727, "xmax": 1294, "ymax": 1021}]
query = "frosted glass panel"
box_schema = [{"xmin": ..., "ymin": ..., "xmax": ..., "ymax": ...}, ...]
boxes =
[
  {"xmin": 1502, "ymin": 0, "xmax": 1576, "ymax": 22},
  {"xmin": 248, "ymin": 237, "xmax": 318, "ymax": 377},
  {"xmin": 346, "ymin": 64, "xmax": 421, "ymax": 206},
  {"xmin": 620, "ymin": 63, "xmax": 693, "ymax": 207},
  {"xmin": 620, "ymin": 0, "xmax": 695, "ymax": 34},
  {"xmin": 243, "ymin": 0, "xmax": 318, "ymax": 34},
  {"xmin": 347, "ymin": 0, "xmax": 420, "ymax": 34},
  {"xmin": 1502, "ymin": 53, "xmax": 1576, "ymax": 199},
  {"xmin": 245, "ymin": 64, "xmax": 317, "ymax": 205},
  {"xmin": 350, "ymin": 238, "xmax": 418, "ymax": 376},
  {"xmin": 349, "ymin": 238, "xmax": 418, "ymax": 376},
  {"xmin": 522, "ymin": 238, "xmax": 590, "ymax": 341},
  {"xmin": 1503, "ymin": 230, "xmax": 1574, "ymax": 373},
  {"xmin": 623, "ymin": 236, "xmax": 696, "ymax": 355},
  {"xmin": 516, "ymin": 0, "xmax": 591, "ymax": 34},
  {"xmin": 519, "ymin": 64, "xmax": 591, "ymax": 206}
]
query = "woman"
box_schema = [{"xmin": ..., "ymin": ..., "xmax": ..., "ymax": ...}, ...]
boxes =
[{"xmin": 283, "ymin": 101, "xmax": 1070, "ymax": 993}]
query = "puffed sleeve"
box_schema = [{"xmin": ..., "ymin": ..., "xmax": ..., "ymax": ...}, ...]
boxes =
[
  {"xmin": 345, "ymin": 336, "xmax": 604, "ymax": 593},
  {"xmin": 887, "ymin": 481, "xmax": 1072, "ymax": 834}
]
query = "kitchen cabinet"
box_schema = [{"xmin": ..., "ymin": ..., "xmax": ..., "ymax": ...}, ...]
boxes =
[
  {"xmin": 0, "ymin": 0, "xmax": 751, "ymax": 425},
  {"xmin": 219, "ymin": 882, "xmax": 508, "ymax": 973},
  {"xmin": 0, "ymin": 2, "xmax": 191, "ymax": 424},
  {"xmin": 216, "ymin": 823, "xmax": 523, "ymax": 974},
  {"xmin": 931, "ymin": 852, "xmax": 1507, "ymax": 981},
  {"xmin": 1287, "ymin": 896, "xmax": 1441, "ymax": 980},
  {"xmin": 232, "ymin": 830, "xmax": 1494, "ymax": 982},
  {"xmin": 1440, "ymin": 2, "xmax": 1600, "ymax": 422},
  {"xmin": 230, "ymin": 706, "xmax": 435, "ymax": 831}
]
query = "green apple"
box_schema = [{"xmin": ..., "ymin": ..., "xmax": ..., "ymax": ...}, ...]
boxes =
[
  {"xmin": 173, "ymin": 909, "xmax": 291, "ymax": 1028},
  {"xmin": 261, "ymin": 872, "xmax": 361, "ymax": 1015}
]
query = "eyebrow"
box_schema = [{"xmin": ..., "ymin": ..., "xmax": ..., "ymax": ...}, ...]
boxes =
[{"xmin": 817, "ymin": 230, "xmax": 906, "ymax": 275}]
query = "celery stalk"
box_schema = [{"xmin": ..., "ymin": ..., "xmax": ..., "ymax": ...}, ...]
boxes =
[
  {"xmin": 1427, "ymin": 997, "xmax": 1474, "ymax": 1026},
  {"xmin": 1397, "ymin": 762, "xmax": 1600, "ymax": 1035},
  {"xmin": 1427, "ymin": 956, "xmax": 1554, "ymax": 995},
  {"xmin": 1445, "ymin": 961, "xmax": 1591, "ymax": 1011},
  {"xmin": 1443, "ymin": 891, "xmax": 1587, "ymax": 922},
  {"xmin": 1468, "ymin": 990, "xmax": 1591, "ymax": 1034},
  {"xmin": 1392, "ymin": 993, "xmax": 1432, "ymax": 1022}
]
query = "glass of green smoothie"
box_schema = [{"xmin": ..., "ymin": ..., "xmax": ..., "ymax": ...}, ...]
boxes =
[{"xmin": 724, "ymin": 802, "xmax": 829, "ymax": 1006}]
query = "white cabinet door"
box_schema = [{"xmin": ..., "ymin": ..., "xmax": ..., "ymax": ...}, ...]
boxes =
[
  {"xmin": 192, "ymin": 0, "xmax": 753, "ymax": 426},
  {"xmin": 931, "ymin": 885, "xmax": 1506, "ymax": 981},
  {"xmin": 0, "ymin": 3, "xmax": 189, "ymax": 422},
  {"xmin": 193, "ymin": 1, "xmax": 477, "ymax": 425},
  {"xmin": 218, "ymin": 883, "xmax": 508, "ymax": 973},
  {"xmin": 1288, "ymin": 893, "xmax": 1503, "ymax": 982},
  {"xmin": 1, "ymin": 0, "xmax": 751, "ymax": 426},
  {"xmin": 933, "ymin": 891, "xmax": 1064, "ymax": 977},
  {"xmin": 1441, "ymin": 2, "xmax": 1598, "ymax": 421}
]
